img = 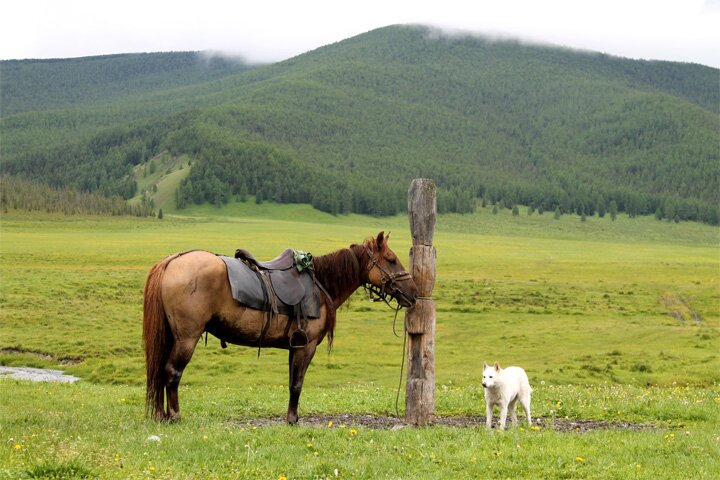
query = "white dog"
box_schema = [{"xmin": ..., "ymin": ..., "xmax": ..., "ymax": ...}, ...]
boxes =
[{"xmin": 482, "ymin": 361, "xmax": 532, "ymax": 430}]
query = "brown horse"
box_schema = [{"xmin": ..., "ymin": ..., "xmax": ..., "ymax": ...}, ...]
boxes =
[{"xmin": 143, "ymin": 231, "xmax": 418, "ymax": 423}]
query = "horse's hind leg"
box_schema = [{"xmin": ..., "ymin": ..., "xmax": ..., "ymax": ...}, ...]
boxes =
[
  {"xmin": 287, "ymin": 341, "xmax": 318, "ymax": 424},
  {"xmin": 164, "ymin": 338, "xmax": 198, "ymax": 422}
]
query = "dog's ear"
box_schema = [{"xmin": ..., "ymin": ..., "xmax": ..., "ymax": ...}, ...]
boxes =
[
  {"xmin": 483, "ymin": 361, "xmax": 488, "ymax": 369},
  {"xmin": 494, "ymin": 361, "xmax": 501, "ymax": 371}
]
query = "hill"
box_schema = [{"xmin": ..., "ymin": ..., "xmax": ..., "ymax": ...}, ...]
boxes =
[
  {"xmin": 1, "ymin": 25, "xmax": 718, "ymax": 223},
  {"xmin": 0, "ymin": 51, "xmax": 256, "ymax": 115}
]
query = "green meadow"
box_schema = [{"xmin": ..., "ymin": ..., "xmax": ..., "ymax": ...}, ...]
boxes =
[{"xmin": 1, "ymin": 204, "xmax": 718, "ymax": 479}]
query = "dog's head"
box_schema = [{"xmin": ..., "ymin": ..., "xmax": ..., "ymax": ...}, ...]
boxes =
[{"xmin": 481, "ymin": 361, "xmax": 502, "ymax": 388}]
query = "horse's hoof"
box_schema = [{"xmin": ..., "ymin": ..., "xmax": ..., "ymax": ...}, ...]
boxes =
[{"xmin": 287, "ymin": 415, "xmax": 299, "ymax": 425}]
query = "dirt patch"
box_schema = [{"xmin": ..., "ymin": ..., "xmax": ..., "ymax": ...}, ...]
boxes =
[
  {"xmin": 0, "ymin": 347, "xmax": 84, "ymax": 365},
  {"xmin": 661, "ymin": 292, "xmax": 702, "ymax": 324},
  {"xmin": 231, "ymin": 414, "xmax": 655, "ymax": 432}
]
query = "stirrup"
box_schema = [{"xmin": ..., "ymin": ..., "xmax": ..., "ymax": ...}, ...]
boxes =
[{"xmin": 289, "ymin": 329, "xmax": 309, "ymax": 348}]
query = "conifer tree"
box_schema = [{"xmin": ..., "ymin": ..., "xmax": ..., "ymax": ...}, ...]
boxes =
[
  {"xmin": 597, "ymin": 199, "xmax": 606, "ymax": 218},
  {"xmin": 609, "ymin": 200, "xmax": 618, "ymax": 221}
]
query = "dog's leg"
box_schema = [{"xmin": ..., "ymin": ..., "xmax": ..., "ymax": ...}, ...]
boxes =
[
  {"xmin": 485, "ymin": 401, "xmax": 494, "ymax": 429},
  {"xmin": 521, "ymin": 394, "xmax": 532, "ymax": 426},
  {"xmin": 509, "ymin": 398, "xmax": 518, "ymax": 426},
  {"xmin": 498, "ymin": 403, "xmax": 508, "ymax": 430}
]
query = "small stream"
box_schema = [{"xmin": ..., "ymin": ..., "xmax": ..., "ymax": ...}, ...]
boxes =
[{"xmin": 0, "ymin": 366, "xmax": 80, "ymax": 383}]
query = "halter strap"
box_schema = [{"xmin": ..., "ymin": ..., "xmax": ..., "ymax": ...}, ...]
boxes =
[
  {"xmin": 347, "ymin": 246, "xmax": 361, "ymax": 276},
  {"xmin": 364, "ymin": 245, "xmax": 413, "ymax": 284}
]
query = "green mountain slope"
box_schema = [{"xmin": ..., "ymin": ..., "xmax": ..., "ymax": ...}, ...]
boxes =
[
  {"xmin": 0, "ymin": 52, "xmax": 256, "ymax": 115},
  {"xmin": 1, "ymin": 25, "xmax": 718, "ymax": 223}
]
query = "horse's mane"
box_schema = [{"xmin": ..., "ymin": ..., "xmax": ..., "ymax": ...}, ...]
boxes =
[{"xmin": 312, "ymin": 239, "xmax": 374, "ymax": 349}]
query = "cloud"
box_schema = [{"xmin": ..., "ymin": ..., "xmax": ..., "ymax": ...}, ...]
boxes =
[{"xmin": 1, "ymin": 0, "xmax": 718, "ymax": 67}]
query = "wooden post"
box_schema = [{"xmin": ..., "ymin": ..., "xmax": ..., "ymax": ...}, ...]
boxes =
[{"xmin": 405, "ymin": 179, "xmax": 436, "ymax": 425}]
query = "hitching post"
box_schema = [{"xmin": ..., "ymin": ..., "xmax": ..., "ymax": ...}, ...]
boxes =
[{"xmin": 405, "ymin": 179, "xmax": 436, "ymax": 425}]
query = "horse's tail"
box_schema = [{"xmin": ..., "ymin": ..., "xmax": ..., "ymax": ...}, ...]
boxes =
[{"xmin": 143, "ymin": 254, "xmax": 179, "ymax": 419}]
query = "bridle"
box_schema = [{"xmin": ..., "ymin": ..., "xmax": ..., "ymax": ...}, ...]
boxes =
[{"xmin": 349, "ymin": 243, "xmax": 414, "ymax": 307}]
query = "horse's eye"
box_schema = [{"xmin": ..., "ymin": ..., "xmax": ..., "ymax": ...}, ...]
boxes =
[{"xmin": 387, "ymin": 257, "xmax": 397, "ymax": 265}]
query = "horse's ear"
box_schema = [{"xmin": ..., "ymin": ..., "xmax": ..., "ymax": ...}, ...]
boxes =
[
  {"xmin": 483, "ymin": 361, "xmax": 488, "ymax": 369},
  {"xmin": 376, "ymin": 231, "xmax": 385, "ymax": 250},
  {"xmin": 494, "ymin": 361, "xmax": 501, "ymax": 371}
]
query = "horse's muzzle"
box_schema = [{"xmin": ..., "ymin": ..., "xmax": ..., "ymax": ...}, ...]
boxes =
[
  {"xmin": 394, "ymin": 289, "xmax": 418, "ymax": 308},
  {"xmin": 382, "ymin": 270, "xmax": 417, "ymax": 308}
]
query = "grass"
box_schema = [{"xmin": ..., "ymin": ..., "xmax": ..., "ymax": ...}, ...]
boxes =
[
  {"xmin": 2, "ymin": 382, "xmax": 718, "ymax": 479},
  {"xmin": 1, "ymin": 202, "xmax": 719, "ymax": 478},
  {"xmin": 128, "ymin": 152, "xmax": 191, "ymax": 213}
]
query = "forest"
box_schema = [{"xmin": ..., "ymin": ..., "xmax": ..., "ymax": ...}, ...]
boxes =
[
  {"xmin": 1, "ymin": 25, "xmax": 718, "ymax": 223},
  {"xmin": 0, "ymin": 176, "xmax": 154, "ymax": 216}
]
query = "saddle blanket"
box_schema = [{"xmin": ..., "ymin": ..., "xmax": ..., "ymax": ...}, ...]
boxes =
[{"xmin": 219, "ymin": 255, "xmax": 321, "ymax": 318}]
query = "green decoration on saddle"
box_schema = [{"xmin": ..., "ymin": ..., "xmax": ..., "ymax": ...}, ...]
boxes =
[{"xmin": 293, "ymin": 250, "xmax": 313, "ymax": 272}]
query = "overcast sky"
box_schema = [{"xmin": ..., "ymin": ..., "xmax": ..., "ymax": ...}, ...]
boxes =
[{"xmin": 2, "ymin": 0, "xmax": 719, "ymax": 68}]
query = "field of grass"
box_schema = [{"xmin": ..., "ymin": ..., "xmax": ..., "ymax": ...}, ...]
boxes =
[
  {"xmin": 128, "ymin": 153, "xmax": 191, "ymax": 213},
  {"xmin": 1, "ymin": 203, "xmax": 718, "ymax": 478}
]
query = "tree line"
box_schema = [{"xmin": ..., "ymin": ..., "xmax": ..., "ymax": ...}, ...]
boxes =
[{"xmin": 0, "ymin": 176, "xmax": 154, "ymax": 216}]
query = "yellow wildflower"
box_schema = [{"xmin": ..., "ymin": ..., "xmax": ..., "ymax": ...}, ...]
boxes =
[
  {"xmin": 327, "ymin": 421, "xmax": 333, "ymax": 428},
  {"xmin": 575, "ymin": 456, "xmax": 585, "ymax": 463}
]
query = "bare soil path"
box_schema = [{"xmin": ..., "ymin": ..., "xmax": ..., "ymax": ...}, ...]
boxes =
[{"xmin": 233, "ymin": 413, "xmax": 655, "ymax": 431}]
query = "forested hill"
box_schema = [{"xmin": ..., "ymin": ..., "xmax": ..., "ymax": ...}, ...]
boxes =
[
  {"xmin": 1, "ymin": 52, "xmax": 256, "ymax": 115},
  {"xmin": 1, "ymin": 25, "xmax": 718, "ymax": 223}
]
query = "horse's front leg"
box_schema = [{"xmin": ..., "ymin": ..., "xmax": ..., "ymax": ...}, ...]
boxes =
[{"xmin": 287, "ymin": 341, "xmax": 318, "ymax": 424}]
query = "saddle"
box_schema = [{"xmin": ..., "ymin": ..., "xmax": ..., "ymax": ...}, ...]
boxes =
[
  {"xmin": 232, "ymin": 248, "xmax": 314, "ymax": 307},
  {"xmin": 235, "ymin": 248, "xmax": 296, "ymax": 271},
  {"xmin": 219, "ymin": 248, "xmax": 321, "ymax": 349}
]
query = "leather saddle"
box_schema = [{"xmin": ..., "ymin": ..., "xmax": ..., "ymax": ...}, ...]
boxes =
[
  {"xmin": 219, "ymin": 250, "xmax": 320, "ymax": 319},
  {"xmin": 234, "ymin": 248, "xmax": 296, "ymax": 271}
]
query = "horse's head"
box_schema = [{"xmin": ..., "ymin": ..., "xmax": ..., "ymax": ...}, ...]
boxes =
[{"xmin": 363, "ymin": 232, "xmax": 418, "ymax": 308}]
